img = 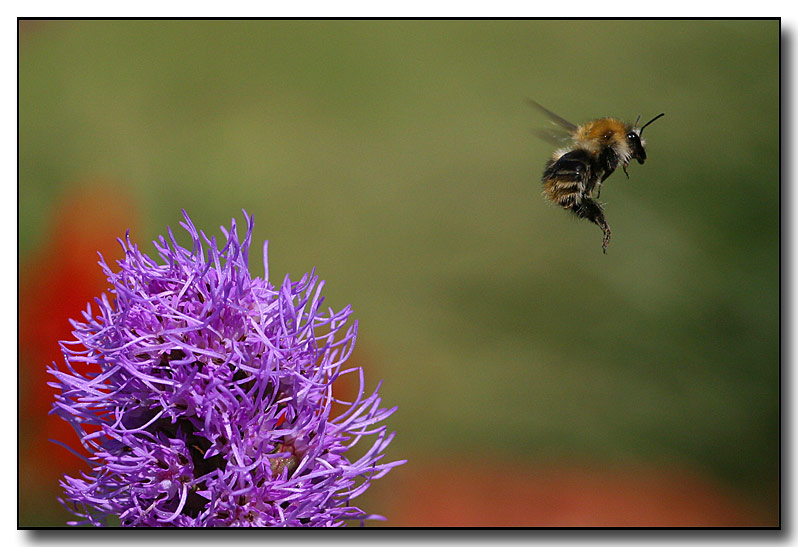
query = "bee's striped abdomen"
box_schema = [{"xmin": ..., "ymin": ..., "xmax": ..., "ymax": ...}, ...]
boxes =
[{"xmin": 541, "ymin": 149, "xmax": 592, "ymax": 208}]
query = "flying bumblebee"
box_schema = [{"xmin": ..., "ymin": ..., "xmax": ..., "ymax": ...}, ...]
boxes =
[{"xmin": 529, "ymin": 100, "xmax": 664, "ymax": 253}]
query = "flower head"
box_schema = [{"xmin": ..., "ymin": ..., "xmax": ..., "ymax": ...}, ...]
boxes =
[{"xmin": 48, "ymin": 210, "xmax": 403, "ymax": 526}]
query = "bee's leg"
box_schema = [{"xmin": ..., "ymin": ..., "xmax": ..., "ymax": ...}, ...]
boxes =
[
  {"xmin": 596, "ymin": 166, "xmax": 617, "ymax": 198},
  {"xmin": 622, "ymin": 164, "xmax": 630, "ymax": 179},
  {"xmin": 572, "ymin": 198, "xmax": 611, "ymax": 253}
]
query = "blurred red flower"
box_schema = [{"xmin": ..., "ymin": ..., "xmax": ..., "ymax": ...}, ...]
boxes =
[{"xmin": 19, "ymin": 180, "xmax": 139, "ymax": 524}]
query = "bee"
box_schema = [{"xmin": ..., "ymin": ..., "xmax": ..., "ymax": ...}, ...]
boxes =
[{"xmin": 529, "ymin": 100, "xmax": 664, "ymax": 253}]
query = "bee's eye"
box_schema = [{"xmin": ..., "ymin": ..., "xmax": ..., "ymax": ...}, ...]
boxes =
[{"xmin": 627, "ymin": 132, "xmax": 643, "ymax": 147}]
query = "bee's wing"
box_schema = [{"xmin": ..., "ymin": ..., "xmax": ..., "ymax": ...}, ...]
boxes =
[
  {"xmin": 525, "ymin": 99, "xmax": 578, "ymax": 132},
  {"xmin": 533, "ymin": 127, "xmax": 574, "ymax": 146}
]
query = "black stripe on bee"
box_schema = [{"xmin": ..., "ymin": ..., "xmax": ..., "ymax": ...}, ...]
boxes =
[{"xmin": 542, "ymin": 149, "xmax": 592, "ymax": 184}]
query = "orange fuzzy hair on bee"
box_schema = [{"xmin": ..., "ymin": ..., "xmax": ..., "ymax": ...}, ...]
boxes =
[{"xmin": 565, "ymin": 118, "xmax": 637, "ymax": 170}]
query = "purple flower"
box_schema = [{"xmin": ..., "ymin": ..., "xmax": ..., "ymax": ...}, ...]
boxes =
[{"xmin": 48, "ymin": 210, "xmax": 404, "ymax": 527}]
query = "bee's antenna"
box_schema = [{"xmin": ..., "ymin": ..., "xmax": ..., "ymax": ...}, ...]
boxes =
[
  {"xmin": 633, "ymin": 114, "xmax": 641, "ymax": 127},
  {"xmin": 639, "ymin": 113, "xmax": 665, "ymax": 136}
]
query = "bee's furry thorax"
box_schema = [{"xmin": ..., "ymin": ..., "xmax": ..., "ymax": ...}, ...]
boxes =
[{"xmin": 573, "ymin": 118, "xmax": 632, "ymax": 165}]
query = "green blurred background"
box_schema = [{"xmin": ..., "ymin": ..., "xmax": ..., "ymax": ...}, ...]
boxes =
[{"xmin": 19, "ymin": 19, "xmax": 779, "ymax": 526}]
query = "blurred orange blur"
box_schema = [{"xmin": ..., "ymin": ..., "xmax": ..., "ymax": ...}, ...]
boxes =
[{"xmin": 387, "ymin": 459, "xmax": 775, "ymax": 527}]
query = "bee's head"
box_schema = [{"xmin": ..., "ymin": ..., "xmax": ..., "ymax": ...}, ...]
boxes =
[{"xmin": 628, "ymin": 113, "xmax": 665, "ymax": 164}]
